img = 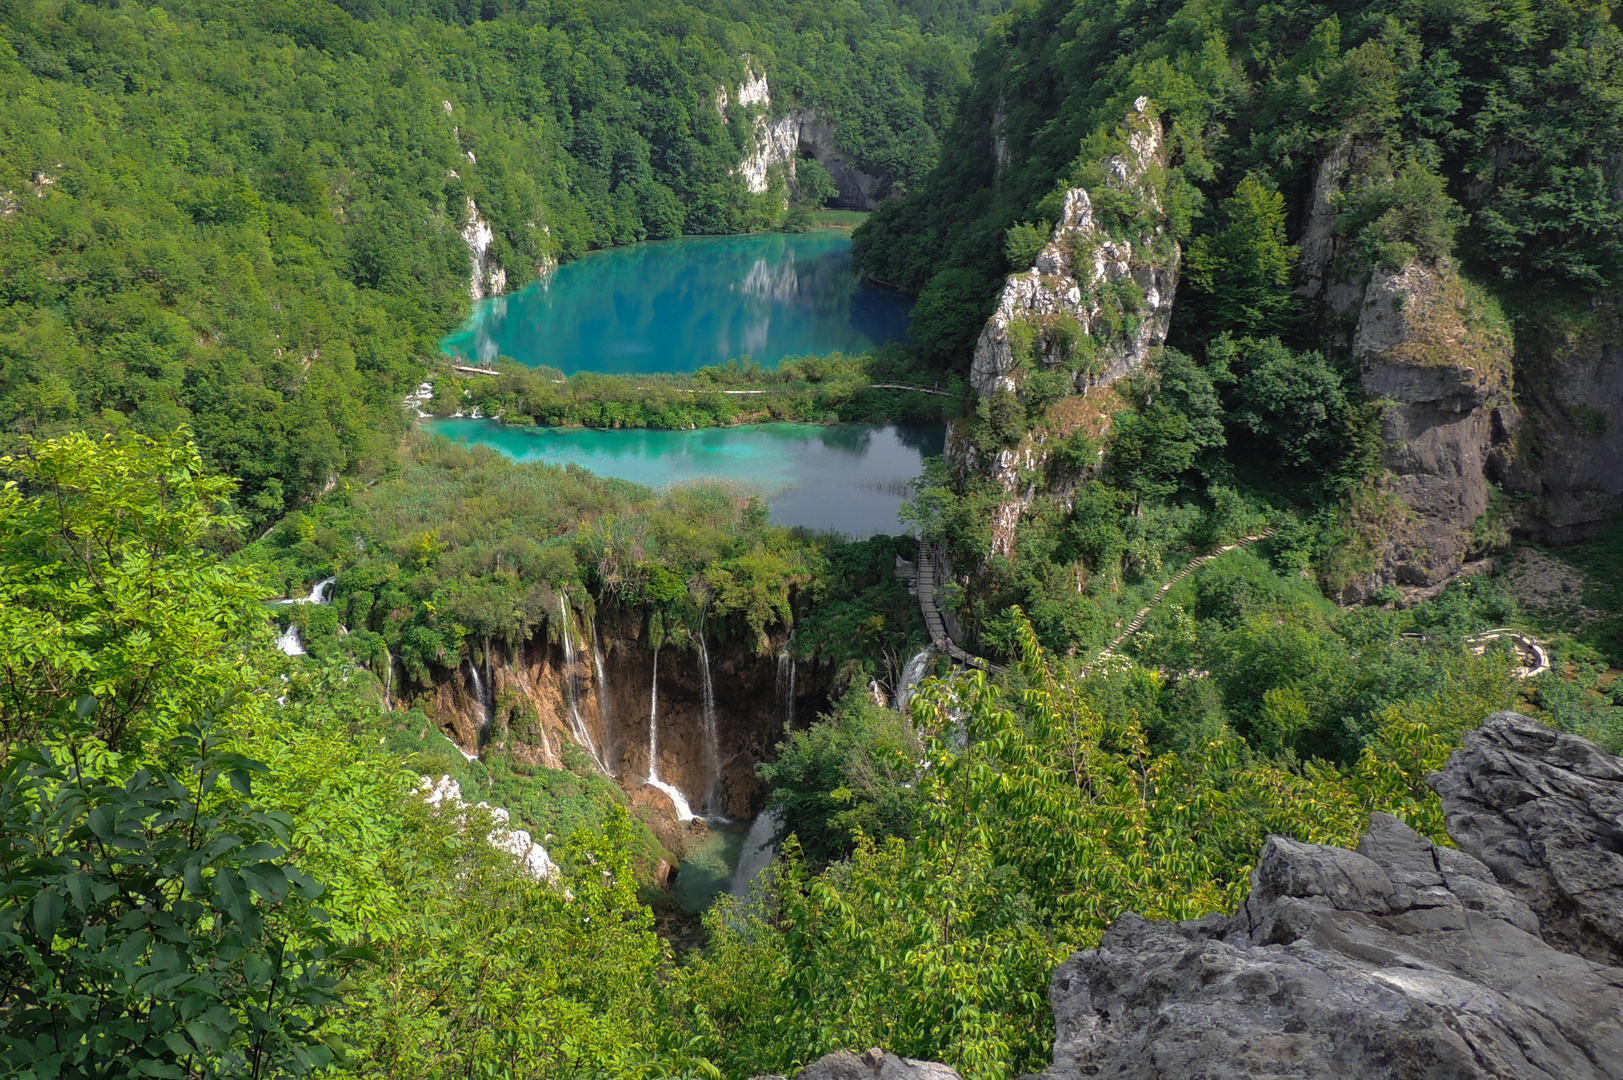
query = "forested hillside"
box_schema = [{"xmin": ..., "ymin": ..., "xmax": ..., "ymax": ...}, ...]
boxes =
[
  {"xmin": 0, "ymin": 0, "xmax": 994, "ymax": 525},
  {"xmin": 857, "ymin": 0, "xmax": 1623, "ymax": 299},
  {"xmin": 6, "ymin": 1, "xmax": 1623, "ymax": 1078}
]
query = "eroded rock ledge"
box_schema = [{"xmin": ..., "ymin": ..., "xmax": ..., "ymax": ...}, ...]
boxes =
[{"xmin": 1026, "ymin": 711, "xmax": 1623, "ymax": 1080}]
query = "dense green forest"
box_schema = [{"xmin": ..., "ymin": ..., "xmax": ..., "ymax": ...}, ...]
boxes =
[
  {"xmin": 14, "ymin": 430, "xmax": 1604, "ymax": 1079},
  {"xmin": 6, "ymin": 0, "xmax": 1623, "ymax": 1076},
  {"xmin": 0, "ymin": 0, "xmax": 994, "ymax": 528}
]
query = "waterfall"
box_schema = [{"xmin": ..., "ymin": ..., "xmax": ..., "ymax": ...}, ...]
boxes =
[
  {"xmin": 276, "ymin": 575, "xmax": 336, "ymax": 606},
  {"xmin": 466, "ymin": 657, "xmax": 491, "ymax": 740},
  {"xmin": 895, "ymin": 646, "xmax": 934, "ymax": 716},
  {"xmin": 730, "ymin": 809, "xmax": 783, "ymax": 898},
  {"xmin": 558, "ymin": 596, "xmax": 607, "ymax": 771},
  {"xmin": 645, "ymin": 647, "xmax": 696, "ymax": 822},
  {"xmin": 591, "ymin": 617, "xmax": 614, "ymax": 774},
  {"xmin": 275, "ymin": 623, "xmax": 305, "ymax": 656},
  {"xmin": 775, "ymin": 639, "xmax": 797, "ymax": 736},
  {"xmin": 697, "ymin": 607, "xmax": 722, "ymax": 818}
]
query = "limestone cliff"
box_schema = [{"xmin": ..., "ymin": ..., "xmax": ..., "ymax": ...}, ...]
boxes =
[
  {"xmin": 1334, "ymin": 259, "xmax": 1518, "ymax": 602},
  {"xmin": 460, "ymin": 197, "xmax": 507, "ymax": 301},
  {"xmin": 722, "ymin": 64, "xmax": 885, "ymax": 211},
  {"xmin": 1026, "ymin": 712, "xmax": 1623, "ymax": 1080},
  {"xmin": 953, "ymin": 98, "xmax": 1179, "ymax": 559},
  {"xmin": 1300, "ymin": 136, "xmax": 1620, "ymax": 598}
]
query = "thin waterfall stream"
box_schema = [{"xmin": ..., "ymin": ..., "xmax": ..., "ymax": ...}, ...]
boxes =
[
  {"xmin": 895, "ymin": 646, "xmax": 934, "ymax": 716},
  {"xmin": 645, "ymin": 646, "xmax": 696, "ymax": 821},
  {"xmin": 697, "ymin": 606, "xmax": 723, "ymax": 818},
  {"xmin": 591, "ymin": 616, "xmax": 613, "ymax": 775},
  {"xmin": 558, "ymin": 596, "xmax": 607, "ymax": 773}
]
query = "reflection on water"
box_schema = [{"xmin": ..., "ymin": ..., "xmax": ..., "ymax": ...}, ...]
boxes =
[
  {"xmin": 440, "ymin": 232, "xmax": 912, "ymax": 375},
  {"xmin": 424, "ymin": 419, "xmax": 946, "ymax": 538}
]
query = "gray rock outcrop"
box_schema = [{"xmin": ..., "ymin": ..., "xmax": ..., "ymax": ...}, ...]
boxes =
[
  {"xmin": 1503, "ymin": 290, "xmax": 1623, "ymax": 545},
  {"xmin": 724, "ymin": 65, "xmax": 884, "ymax": 210},
  {"xmin": 1027, "ymin": 712, "xmax": 1623, "ymax": 1080},
  {"xmin": 1335, "ymin": 259, "xmax": 1518, "ymax": 602},
  {"xmin": 752, "ymin": 1047, "xmax": 962, "ymax": 1080},
  {"xmin": 953, "ymin": 97, "xmax": 1179, "ymax": 559}
]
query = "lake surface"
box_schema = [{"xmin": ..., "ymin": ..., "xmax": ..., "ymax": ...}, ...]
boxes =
[
  {"xmin": 425, "ymin": 419, "xmax": 944, "ymax": 537},
  {"xmin": 439, "ymin": 232, "xmax": 913, "ymax": 374}
]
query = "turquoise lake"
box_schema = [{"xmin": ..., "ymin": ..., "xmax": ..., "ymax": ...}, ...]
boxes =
[
  {"xmin": 439, "ymin": 231, "xmax": 913, "ymax": 374},
  {"xmin": 424, "ymin": 419, "xmax": 944, "ymax": 538}
]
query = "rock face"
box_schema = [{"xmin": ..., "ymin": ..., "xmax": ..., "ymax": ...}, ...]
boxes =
[
  {"xmin": 1502, "ymin": 291, "xmax": 1623, "ymax": 544},
  {"xmin": 724, "ymin": 66, "xmax": 885, "ymax": 210},
  {"xmin": 1335, "ymin": 259, "xmax": 1517, "ymax": 602},
  {"xmin": 954, "ymin": 98, "xmax": 1179, "ymax": 558},
  {"xmin": 751, "ymin": 1047, "xmax": 962, "ymax": 1080},
  {"xmin": 424, "ymin": 606, "xmax": 824, "ymax": 822},
  {"xmin": 1028, "ymin": 712, "xmax": 1623, "ymax": 1080},
  {"xmin": 460, "ymin": 197, "xmax": 507, "ymax": 301}
]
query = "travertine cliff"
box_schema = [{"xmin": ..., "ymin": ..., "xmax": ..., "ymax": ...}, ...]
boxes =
[
  {"xmin": 424, "ymin": 606, "xmax": 822, "ymax": 823},
  {"xmin": 953, "ymin": 98, "xmax": 1179, "ymax": 559},
  {"xmin": 723, "ymin": 65, "xmax": 884, "ymax": 210}
]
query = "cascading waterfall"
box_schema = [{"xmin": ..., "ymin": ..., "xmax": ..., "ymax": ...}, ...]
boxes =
[
  {"xmin": 775, "ymin": 637, "xmax": 797, "ymax": 736},
  {"xmin": 275, "ymin": 624, "xmax": 305, "ymax": 656},
  {"xmin": 591, "ymin": 617, "xmax": 614, "ymax": 774},
  {"xmin": 697, "ymin": 606, "xmax": 723, "ymax": 818},
  {"xmin": 730, "ymin": 808, "xmax": 783, "ymax": 898},
  {"xmin": 895, "ymin": 646, "xmax": 934, "ymax": 716},
  {"xmin": 466, "ymin": 655, "xmax": 492, "ymax": 742},
  {"xmin": 557, "ymin": 596, "xmax": 607, "ymax": 771},
  {"xmin": 645, "ymin": 647, "xmax": 696, "ymax": 821}
]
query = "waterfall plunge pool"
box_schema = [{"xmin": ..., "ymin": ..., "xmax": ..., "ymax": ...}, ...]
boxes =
[{"xmin": 423, "ymin": 419, "xmax": 945, "ymax": 538}]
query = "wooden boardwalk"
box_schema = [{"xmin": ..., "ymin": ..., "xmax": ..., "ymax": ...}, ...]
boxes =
[{"xmin": 916, "ymin": 543, "xmax": 1005, "ymax": 675}]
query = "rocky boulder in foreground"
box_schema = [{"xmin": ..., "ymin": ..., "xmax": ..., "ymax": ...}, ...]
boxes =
[
  {"xmin": 1027, "ymin": 711, "xmax": 1623, "ymax": 1080},
  {"xmin": 751, "ymin": 1047, "xmax": 963, "ymax": 1080}
]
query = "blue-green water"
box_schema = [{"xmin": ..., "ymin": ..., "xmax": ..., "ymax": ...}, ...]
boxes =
[
  {"xmin": 439, "ymin": 232, "xmax": 912, "ymax": 374},
  {"xmin": 425, "ymin": 419, "xmax": 944, "ymax": 537}
]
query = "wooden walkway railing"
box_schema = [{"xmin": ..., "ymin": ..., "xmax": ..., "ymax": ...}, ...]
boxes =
[{"xmin": 916, "ymin": 543, "xmax": 1005, "ymax": 675}]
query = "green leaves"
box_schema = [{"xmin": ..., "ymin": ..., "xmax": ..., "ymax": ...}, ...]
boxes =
[{"xmin": 0, "ymin": 719, "xmax": 348, "ymax": 1079}]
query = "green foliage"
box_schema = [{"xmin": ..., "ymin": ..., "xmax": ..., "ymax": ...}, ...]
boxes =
[
  {"xmin": 0, "ymin": 716, "xmax": 348, "ymax": 1079},
  {"xmin": 908, "ymin": 267, "xmax": 1000, "ymax": 365},
  {"xmin": 0, "ymin": 432, "xmax": 267, "ymax": 750},
  {"xmin": 679, "ymin": 611, "xmax": 1481, "ymax": 1078},
  {"xmin": 458, "ymin": 348, "xmax": 955, "ymax": 431},
  {"xmin": 1003, "ymin": 221, "xmax": 1050, "ymax": 271},
  {"xmin": 0, "ymin": 0, "xmax": 994, "ymax": 526},
  {"xmin": 855, "ymin": 0, "xmax": 1623, "ymax": 318},
  {"xmin": 758, "ymin": 686, "xmax": 926, "ymax": 864},
  {"xmin": 795, "ymin": 159, "xmax": 840, "ymax": 210},
  {"xmin": 1185, "ymin": 178, "xmax": 1300, "ymax": 337},
  {"xmin": 1208, "ymin": 335, "xmax": 1376, "ymax": 497},
  {"xmin": 1336, "ymin": 157, "xmax": 1464, "ymax": 272}
]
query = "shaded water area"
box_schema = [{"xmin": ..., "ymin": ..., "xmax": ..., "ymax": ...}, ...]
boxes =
[
  {"xmin": 672, "ymin": 825, "xmax": 749, "ymax": 912},
  {"xmin": 424, "ymin": 419, "xmax": 944, "ymax": 537},
  {"xmin": 440, "ymin": 232, "xmax": 913, "ymax": 374}
]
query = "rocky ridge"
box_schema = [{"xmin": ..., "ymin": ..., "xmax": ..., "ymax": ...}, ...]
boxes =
[
  {"xmin": 952, "ymin": 98, "xmax": 1179, "ymax": 558},
  {"xmin": 1020, "ymin": 711, "xmax": 1623, "ymax": 1080}
]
